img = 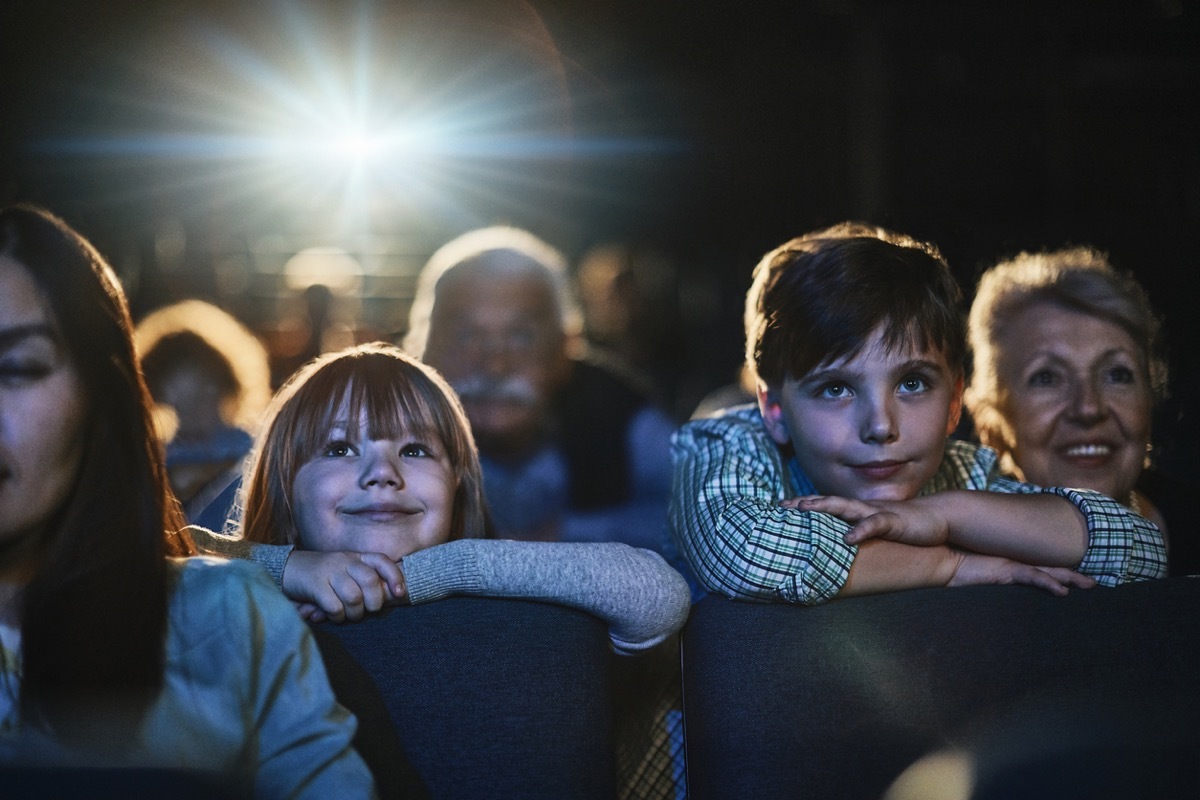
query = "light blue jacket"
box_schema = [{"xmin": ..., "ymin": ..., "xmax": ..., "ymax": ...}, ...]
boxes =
[{"xmin": 0, "ymin": 557, "xmax": 375, "ymax": 798}]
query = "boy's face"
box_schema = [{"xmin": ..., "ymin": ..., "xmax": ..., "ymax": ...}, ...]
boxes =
[{"xmin": 759, "ymin": 323, "xmax": 963, "ymax": 502}]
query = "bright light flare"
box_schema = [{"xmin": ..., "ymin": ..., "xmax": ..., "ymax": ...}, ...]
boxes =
[{"xmin": 329, "ymin": 131, "xmax": 383, "ymax": 161}]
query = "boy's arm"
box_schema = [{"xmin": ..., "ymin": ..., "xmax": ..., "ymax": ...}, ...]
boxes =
[
  {"xmin": 838, "ymin": 538, "xmax": 1092, "ymax": 598},
  {"xmin": 796, "ymin": 491, "xmax": 1088, "ymax": 566},
  {"xmin": 670, "ymin": 414, "xmax": 857, "ymax": 604},
  {"xmin": 669, "ymin": 414, "xmax": 1089, "ymax": 603},
  {"xmin": 794, "ymin": 483, "xmax": 1167, "ymax": 585}
]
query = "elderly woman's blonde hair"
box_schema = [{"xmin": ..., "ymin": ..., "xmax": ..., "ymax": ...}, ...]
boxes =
[{"xmin": 965, "ymin": 246, "xmax": 1167, "ymax": 456}]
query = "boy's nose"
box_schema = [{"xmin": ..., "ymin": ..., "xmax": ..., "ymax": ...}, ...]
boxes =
[{"xmin": 861, "ymin": 396, "xmax": 898, "ymax": 444}]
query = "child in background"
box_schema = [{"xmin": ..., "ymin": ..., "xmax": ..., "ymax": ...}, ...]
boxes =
[
  {"xmin": 136, "ymin": 299, "xmax": 271, "ymax": 527},
  {"xmin": 670, "ymin": 223, "xmax": 1165, "ymax": 604}
]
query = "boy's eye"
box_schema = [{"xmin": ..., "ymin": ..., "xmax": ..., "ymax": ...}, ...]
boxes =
[
  {"xmin": 898, "ymin": 375, "xmax": 928, "ymax": 393},
  {"xmin": 817, "ymin": 383, "xmax": 849, "ymax": 399},
  {"xmin": 321, "ymin": 441, "xmax": 356, "ymax": 458}
]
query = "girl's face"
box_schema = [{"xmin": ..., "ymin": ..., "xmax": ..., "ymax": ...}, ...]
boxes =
[
  {"xmin": 0, "ymin": 256, "xmax": 87, "ymax": 574},
  {"xmin": 290, "ymin": 400, "xmax": 457, "ymax": 561}
]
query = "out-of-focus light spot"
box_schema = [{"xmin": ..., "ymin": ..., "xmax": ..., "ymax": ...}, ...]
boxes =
[
  {"xmin": 283, "ymin": 246, "xmax": 363, "ymax": 293},
  {"xmin": 883, "ymin": 750, "xmax": 974, "ymax": 800},
  {"xmin": 154, "ymin": 218, "xmax": 188, "ymax": 270}
]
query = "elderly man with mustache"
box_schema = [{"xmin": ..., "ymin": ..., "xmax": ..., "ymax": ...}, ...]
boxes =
[{"xmin": 403, "ymin": 226, "xmax": 679, "ymax": 553}]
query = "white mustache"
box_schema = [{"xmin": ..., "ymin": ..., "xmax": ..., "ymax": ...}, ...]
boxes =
[{"xmin": 450, "ymin": 374, "xmax": 540, "ymax": 406}]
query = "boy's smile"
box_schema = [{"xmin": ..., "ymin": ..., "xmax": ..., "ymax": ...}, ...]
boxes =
[{"xmin": 759, "ymin": 324, "xmax": 962, "ymax": 502}]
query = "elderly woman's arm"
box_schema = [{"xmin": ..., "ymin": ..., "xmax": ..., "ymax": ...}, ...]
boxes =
[{"xmin": 401, "ymin": 539, "xmax": 692, "ymax": 654}]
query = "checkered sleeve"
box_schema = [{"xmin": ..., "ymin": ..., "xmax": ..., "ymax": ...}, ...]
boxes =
[
  {"xmin": 669, "ymin": 411, "xmax": 856, "ymax": 604},
  {"xmin": 985, "ymin": 476, "xmax": 1168, "ymax": 585}
]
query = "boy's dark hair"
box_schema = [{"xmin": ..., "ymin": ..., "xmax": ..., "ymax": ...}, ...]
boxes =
[{"xmin": 745, "ymin": 222, "xmax": 965, "ymax": 387}]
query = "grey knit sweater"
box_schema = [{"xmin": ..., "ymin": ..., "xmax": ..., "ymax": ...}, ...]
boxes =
[{"xmin": 190, "ymin": 529, "xmax": 691, "ymax": 654}]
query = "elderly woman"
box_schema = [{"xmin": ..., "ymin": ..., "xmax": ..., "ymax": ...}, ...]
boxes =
[{"xmin": 965, "ymin": 245, "xmax": 1196, "ymax": 576}]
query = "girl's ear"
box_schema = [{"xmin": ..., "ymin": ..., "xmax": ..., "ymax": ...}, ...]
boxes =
[
  {"xmin": 945, "ymin": 373, "xmax": 964, "ymax": 435},
  {"xmin": 757, "ymin": 383, "xmax": 792, "ymax": 447}
]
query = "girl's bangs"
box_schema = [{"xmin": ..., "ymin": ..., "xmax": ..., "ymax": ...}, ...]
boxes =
[{"xmin": 291, "ymin": 355, "xmax": 446, "ymax": 464}]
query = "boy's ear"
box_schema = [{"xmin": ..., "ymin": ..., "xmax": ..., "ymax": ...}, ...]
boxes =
[
  {"xmin": 945, "ymin": 374, "xmax": 964, "ymax": 435},
  {"xmin": 757, "ymin": 383, "xmax": 792, "ymax": 446}
]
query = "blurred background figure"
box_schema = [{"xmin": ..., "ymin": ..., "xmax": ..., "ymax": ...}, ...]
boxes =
[
  {"xmin": 404, "ymin": 226, "xmax": 679, "ymax": 557},
  {"xmin": 965, "ymin": 246, "xmax": 1198, "ymax": 576},
  {"xmin": 575, "ymin": 242, "xmax": 688, "ymax": 418},
  {"xmin": 136, "ymin": 299, "xmax": 271, "ymax": 528}
]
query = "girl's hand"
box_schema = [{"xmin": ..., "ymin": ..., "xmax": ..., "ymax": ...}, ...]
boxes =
[
  {"xmin": 782, "ymin": 495, "xmax": 950, "ymax": 548},
  {"xmin": 281, "ymin": 550, "xmax": 408, "ymax": 623}
]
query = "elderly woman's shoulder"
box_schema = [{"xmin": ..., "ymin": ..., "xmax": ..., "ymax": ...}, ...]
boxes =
[{"xmin": 1139, "ymin": 466, "xmax": 1200, "ymax": 577}]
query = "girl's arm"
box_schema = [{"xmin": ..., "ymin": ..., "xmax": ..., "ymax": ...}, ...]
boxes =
[{"xmin": 401, "ymin": 539, "xmax": 692, "ymax": 654}]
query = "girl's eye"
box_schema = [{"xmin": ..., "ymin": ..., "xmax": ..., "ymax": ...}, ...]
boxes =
[
  {"xmin": 401, "ymin": 443, "xmax": 431, "ymax": 458},
  {"xmin": 322, "ymin": 441, "xmax": 355, "ymax": 458},
  {"xmin": 1106, "ymin": 365, "xmax": 1136, "ymax": 385}
]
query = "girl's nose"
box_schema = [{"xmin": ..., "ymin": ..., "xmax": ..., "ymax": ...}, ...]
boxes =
[{"xmin": 360, "ymin": 448, "xmax": 404, "ymax": 489}]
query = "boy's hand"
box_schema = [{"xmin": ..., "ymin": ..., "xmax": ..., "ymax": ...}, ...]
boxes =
[
  {"xmin": 782, "ymin": 495, "xmax": 950, "ymax": 548},
  {"xmin": 281, "ymin": 550, "xmax": 408, "ymax": 623},
  {"xmin": 950, "ymin": 551, "xmax": 1096, "ymax": 596}
]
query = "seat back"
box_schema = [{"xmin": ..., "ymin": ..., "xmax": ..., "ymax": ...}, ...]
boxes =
[
  {"xmin": 312, "ymin": 597, "xmax": 617, "ymax": 800},
  {"xmin": 681, "ymin": 579, "xmax": 1200, "ymax": 800}
]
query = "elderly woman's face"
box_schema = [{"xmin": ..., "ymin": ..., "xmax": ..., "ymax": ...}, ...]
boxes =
[
  {"xmin": 992, "ymin": 301, "xmax": 1152, "ymax": 502},
  {"xmin": 0, "ymin": 256, "xmax": 87, "ymax": 571}
]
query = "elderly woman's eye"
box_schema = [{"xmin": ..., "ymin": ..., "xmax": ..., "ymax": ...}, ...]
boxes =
[
  {"xmin": 1107, "ymin": 365, "xmax": 1136, "ymax": 384},
  {"xmin": 1027, "ymin": 369, "xmax": 1058, "ymax": 387}
]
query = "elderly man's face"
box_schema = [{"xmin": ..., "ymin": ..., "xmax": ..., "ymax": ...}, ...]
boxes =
[{"xmin": 422, "ymin": 264, "xmax": 570, "ymax": 455}]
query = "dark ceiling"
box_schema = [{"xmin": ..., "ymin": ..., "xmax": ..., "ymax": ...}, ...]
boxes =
[{"xmin": 3, "ymin": 0, "xmax": 1199, "ymax": 464}]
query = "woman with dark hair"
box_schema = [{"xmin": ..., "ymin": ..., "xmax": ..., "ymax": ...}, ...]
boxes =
[
  {"xmin": 966, "ymin": 246, "xmax": 1196, "ymax": 575},
  {"xmin": 0, "ymin": 205, "xmax": 373, "ymax": 796}
]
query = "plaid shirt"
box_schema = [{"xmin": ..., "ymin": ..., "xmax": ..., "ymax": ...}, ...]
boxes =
[{"xmin": 670, "ymin": 405, "xmax": 1167, "ymax": 604}]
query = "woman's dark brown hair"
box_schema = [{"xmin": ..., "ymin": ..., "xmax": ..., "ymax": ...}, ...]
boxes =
[{"xmin": 0, "ymin": 204, "xmax": 194, "ymax": 734}]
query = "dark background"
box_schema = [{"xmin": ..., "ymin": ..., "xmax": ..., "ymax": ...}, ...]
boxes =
[{"xmin": 2, "ymin": 0, "xmax": 1198, "ymax": 474}]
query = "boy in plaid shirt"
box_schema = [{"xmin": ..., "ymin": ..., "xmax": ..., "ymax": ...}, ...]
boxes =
[{"xmin": 670, "ymin": 223, "xmax": 1165, "ymax": 604}]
